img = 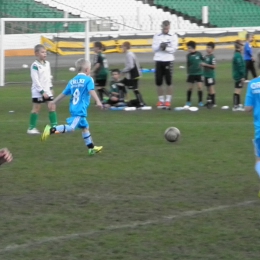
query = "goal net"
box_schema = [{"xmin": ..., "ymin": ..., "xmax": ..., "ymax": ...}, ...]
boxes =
[{"xmin": 0, "ymin": 18, "xmax": 91, "ymax": 86}]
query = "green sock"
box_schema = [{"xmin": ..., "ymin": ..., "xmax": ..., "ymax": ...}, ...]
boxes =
[
  {"xmin": 29, "ymin": 113, "xmax": 38, "ymax": 130},
  {"xmin": 49, "ymin": 111, "xmax": 58, "ymax": 127}
]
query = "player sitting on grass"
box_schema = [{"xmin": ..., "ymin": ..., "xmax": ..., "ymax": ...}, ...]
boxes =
[
  {"xmin": 92, "ymin": 41, "xmax": 109, "ymax": 102},
  {"xmin": 232, "ymin": 40, "xmax": 246, "ymax": 111},
  {"xmin": 201, "ymin": 42, "xmax": 217, "ymax": 108},
  {"xmin": 27, "ymin": 44, "xmax": 58, "ymax": 134},
  {"xmin": 41, "ymin": 58, "xmax": 103, "ymax": 156},
  {"xmin": 185, "ymin": 41, "xmax": 204, "ymax": 107},
  {"xmin": 103, "ymin": 69, "xmax": 128, "ymax": 108}
]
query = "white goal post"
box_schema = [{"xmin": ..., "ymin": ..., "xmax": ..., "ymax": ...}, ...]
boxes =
[{"xmin": 0, "ymin": 18, "xmax": 90, "ymax": 87}]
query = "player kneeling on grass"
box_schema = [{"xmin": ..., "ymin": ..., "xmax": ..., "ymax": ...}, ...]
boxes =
[
  {"xmin": 245, "ymin": 77, "xmax": 260, "ymax": 197},
  {"xmin": 27, "ymin": 44, "xmax": 58, "ymax": 134},
  {"xmin": 185, "ymin": 41, "xmax": 204, "ymax": 107},
  {"xmin": 41, "ymin": 58, "xmax": 103, "ymax": 156},
  {"xmin": 103, "ymin": 69, "xmax": 128, "ymax": 108},
  {"xmin": 201, "ymin": 42, "xmax": 217, "ymax": 108},
  {"xmin": 232, "ymin": 40, "xmax": 246, "ymax": 111}
]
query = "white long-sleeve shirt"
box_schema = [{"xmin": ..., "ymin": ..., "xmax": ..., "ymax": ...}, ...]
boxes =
[
  {"xmin": 152, "ymin": 33, "xmax": 179, "ymax": 62},
  {"xmin": 121, "ymin": 51, "xmax": 141, "ymax": 79},
  {"xmin": 31, "ymin": 60, "xmax": 53, "ymax": 98}
]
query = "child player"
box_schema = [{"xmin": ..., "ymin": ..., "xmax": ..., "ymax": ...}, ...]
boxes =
[
  {"xmin": 92, "ymin": 41, "xmax": 109, "ymax": 102},
  {"xmin": 41, "ymin": 58, "xmax": 103, "ymax": 156},
  {"xmin": 232, "ymin": 40, "xmax": 246, "ymax": 111},
  {"xmin": 103, "ymin": 69, "xmax": 128, "ymax": 108},
  {"xmin": 27, "ymin": 44, "xmax": 57, "ymax": 134},
  {"xmin": 185, "ymin": 41, "xmax": 204, "ymax": 107},
  {"xmin": 201, "ymin": 42, "xmax": 217, "ymax": 108},
  {"xmin": 245, "ymin": 72, "xmax": 260, "ymax": 197}
]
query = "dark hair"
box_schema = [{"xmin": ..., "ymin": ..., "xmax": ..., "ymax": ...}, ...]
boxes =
[
  {"xmin": 207, "ymin": 42, "xmax": 215, "ymax": 49},
  {"xmin": 94, "ymin": 41, "xmax": 106, "ymax": 51},
  {"xmin": 187, "ymin": 41, "xmax": 196, "ymax": 49},
  {"xmin": 246, "ymin": 33, "xmax": 253, "ymax": 40},
  {"xmin": 162, "ymin": 20, "xmax": 170, "ymax": 27},
  {"xmin": 111, "ymin": 69, "xmax": 120, "ymax": 74},
  {"xmin": 234, "ymin": 39, "xmax": 243, "ymax": 49},
  {"xmin": 34, "ymin": 44, "xmax": 45, "ymax": 53},
  {"xmin": 122, "ymin": 41, "xmax": 131, "ymax": 50}
]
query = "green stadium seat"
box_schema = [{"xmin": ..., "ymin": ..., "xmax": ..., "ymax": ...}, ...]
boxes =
[{"xmin": 155, "ymin": 0, "xmax": 260, "ymax": 27}]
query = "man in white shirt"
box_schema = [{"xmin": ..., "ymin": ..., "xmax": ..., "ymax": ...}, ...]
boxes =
[{"xmin": 152, "ymin": 20, "xmax": 178, "ymax": 109}]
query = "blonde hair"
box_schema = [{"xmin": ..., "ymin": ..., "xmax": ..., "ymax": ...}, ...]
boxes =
[
  {"xmin": 34, "ymin": 44, "xmax": 45, "ymax": 53},
  {"xmin": 75, "ymin": 58, "xmax": 91, "ymax": 72}
]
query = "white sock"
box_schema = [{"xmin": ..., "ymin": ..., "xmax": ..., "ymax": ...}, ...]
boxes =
[
  {"xmin": 159, "ymin": 96, "xmax": 164, "ymax": 102},
  {"xmin": 166, "ymin": 95, "xmax": 172, "ymax": 102}
]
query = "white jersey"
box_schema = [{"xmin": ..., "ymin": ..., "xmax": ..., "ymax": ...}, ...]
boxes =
[
  {"xmin": 31, "ymin": 60, "xmax": 53, "ymax": 98},
  {"xmin": 152, "ymin": 33, "xmax": 178, "ymax": 62}
]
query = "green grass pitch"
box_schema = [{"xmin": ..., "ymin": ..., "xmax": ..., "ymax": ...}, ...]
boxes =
[{"xmin": 0, "ymin": 61, "xmax": 260, "ymax": 260}]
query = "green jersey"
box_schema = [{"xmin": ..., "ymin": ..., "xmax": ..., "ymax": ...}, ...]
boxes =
[
  {"xmin": 232, "ymin": 51, "xmax": 245, "ymax": 81},
  {"xmin": 94, "ymin": 53, "xmax": 108, "ymax": 80},
  {"xmin": 109, "ymin": 81, "xmax": 127, "ymax": 95},
  {"xmin": 187, "ymin": 51, "xmax": 203, "ymax": 75},
  {"xmin": 203, "ymin": 54, "xmax": 216, "ymax": 78}
]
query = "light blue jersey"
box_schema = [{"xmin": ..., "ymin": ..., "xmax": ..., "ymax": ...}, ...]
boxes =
[
  {"xmin": 245, "ymin": 77, "xmax": 260, "ymax": 140},
  {"xmin": 63, "ymin": 73, "xmax": 94, "ymax": 117}
]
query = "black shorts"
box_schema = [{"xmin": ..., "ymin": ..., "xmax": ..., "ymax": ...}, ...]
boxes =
[
  {"xmin": 235, "ymin": 81, "xmax": 243, "ymax": 89},
  {"xmin": 155, "ymin": 61, "xmax": 173, "ymax": 86},
  {"xmin": 187, "ymin": 75, "xmax": 203, "ymax": 83},
  {"xmin": 95, "ymin": 79, "xmax": 107, "ymax": 87},
  {"xmin": 204, "ymin": 77, "xmax": 216, "ymax": 87},
  {"xmin": 122, "ymin": 78, "xmax": 139, "ymax": 90},
  {"xmin": 32, "ymin": 96, "xmax": 54, "ymax": 104}
]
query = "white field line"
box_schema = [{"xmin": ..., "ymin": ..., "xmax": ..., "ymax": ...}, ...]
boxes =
[{"xmin": 0, "ymin": 200, "xmax": 256, "ymax": 254}]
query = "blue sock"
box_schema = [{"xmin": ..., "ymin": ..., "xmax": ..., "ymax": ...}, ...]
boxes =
[
  {"xmin": 56, "ymin": 124, "xmax": 73, "ymax": 133},
  {"xmin": 82, "ymin": 131, "xmax": 94, "ymax": 149},
  {"xmin": 255, "ymin": 161, "xmax": 260, "ymax": 178}
]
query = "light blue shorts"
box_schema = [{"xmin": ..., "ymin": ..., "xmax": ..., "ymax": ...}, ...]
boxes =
[
  {"xmin": 66, "ymin": 116, "xmax": 89, "ymax": 130},
  {"xmin": 253, "ymin": 139, "xmax": 260, "ymax": 157}
]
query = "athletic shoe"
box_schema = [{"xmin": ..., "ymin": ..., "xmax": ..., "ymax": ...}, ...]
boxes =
[
  {"xmin": 244, "ymin": 80, "xmax": 250, "ymax": 83},
  {"xmin": 41, "ymin": 125, "xmax": 51, "ymax": 141},
  {"xmin": 232, "ymin": 106, "xmax": 239, "ymax": 111},
  {"xmin": 156, "ymin": 101, "xmax": 164, "ymax": 108},
  {"xmin": 88, "ymin": 146, "xmax": 103, "ymax": 155},
  {"xmin": 238, "ymin": 104, "xmax": 245, "ymax": 111},
  {"xmin": 164, "ymin": 101, "xmax": 171, "ymax": 108},
  {"xmin": 27, "ymin": 128, "xmax": 40, "ymax": 134},
  {"xmin": 198, "ymin": 102, "xmax": 204, "ymax": 107},
  {"xmin": 213, "ymin": 104, "xmax": 217, "ymax": 108},
  {"xmin": 185, "ymin": 102, "xmax": 191, "ymax": 107}
]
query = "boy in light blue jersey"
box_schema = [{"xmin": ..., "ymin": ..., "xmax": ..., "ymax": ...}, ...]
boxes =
[
  {"xmin": 41, "ymin": 58, "xmax": 103, "ymax": 156},
  {"xmin": 245, "ymin": 77, "xmax": 260, "ymax": 196}
]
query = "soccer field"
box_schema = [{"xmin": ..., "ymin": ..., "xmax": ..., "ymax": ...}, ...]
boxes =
[{"xmin": 0, "ymin": 61, "xmax": 259, "ymax": 260}]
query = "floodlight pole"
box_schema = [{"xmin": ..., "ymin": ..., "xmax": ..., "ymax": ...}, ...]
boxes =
[{"xmin": 85, "ymin": 19, "xmax": 90, "ymax": 62}]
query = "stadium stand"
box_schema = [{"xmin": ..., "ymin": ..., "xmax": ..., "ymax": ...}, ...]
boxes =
[
  {"xmin": 34, "ymin": 0, "xmax": 204, "ymax": 31},
  {"xmin": 153, "ymin": 0, "xmax": 260, "ymax": 28},
  {"xmin": 0, "ymin": 0, "xmax": 204, "ymax": 33}
]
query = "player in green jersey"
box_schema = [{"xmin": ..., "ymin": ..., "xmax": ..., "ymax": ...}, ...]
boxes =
[
  {"xmin": 92, "ymin": 41, "xmax": 109, "ymax": 102},
  {"xmin": 185, "ymin": 41, "xmax": 204, "ymax": 107},
  {"xmin": 201, "ymin": 42, "xmax": 216, "ymax": 108},
  {"xmin": 232, "ymin": 40, "xmax": 246, "ymax": 111}
]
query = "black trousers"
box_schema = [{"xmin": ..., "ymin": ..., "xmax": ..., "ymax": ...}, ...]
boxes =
[{"xmin": 245, "ymin": 60, "xmax": 257, "ymax": 80}]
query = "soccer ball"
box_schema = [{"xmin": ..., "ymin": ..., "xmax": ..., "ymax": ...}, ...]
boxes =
[{"xmin": 164, "ymin": 127, "xmax": 180, "ymax": 143}]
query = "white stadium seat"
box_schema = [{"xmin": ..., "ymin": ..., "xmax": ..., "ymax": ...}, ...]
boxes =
[{"xmin": 34, "ymin": 0, "xmax": 203, "ymax": 31}]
